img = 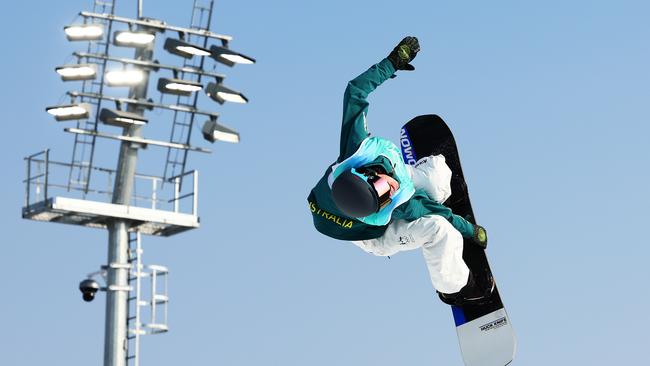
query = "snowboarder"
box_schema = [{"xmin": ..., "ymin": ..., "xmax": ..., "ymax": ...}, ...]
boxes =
[{"xmin": 307, "ymin": 37, "xmax": 494, "ymax": 305}]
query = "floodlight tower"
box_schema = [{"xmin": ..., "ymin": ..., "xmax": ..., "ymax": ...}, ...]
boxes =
[{"xmin": 22, "ymin": 1, "xmax": 255, "ymax": 366}]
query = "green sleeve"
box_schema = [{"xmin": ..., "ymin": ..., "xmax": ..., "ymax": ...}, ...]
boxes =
[
  {"xmin": 338, "ymin": 58, "xmax": 396, "ymax": 162},
  {"xmin": 394, "ymin": 191, "xmax": 475, "ymax": 238},
  {"xmin": 447, "ymin": 213, "xmax": 475, "ymax": 238}
]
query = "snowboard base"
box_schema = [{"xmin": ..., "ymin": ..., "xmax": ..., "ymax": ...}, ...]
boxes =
[{"xmin": 455, "ymin": 308, "xmax": 516, "ymax": 366}]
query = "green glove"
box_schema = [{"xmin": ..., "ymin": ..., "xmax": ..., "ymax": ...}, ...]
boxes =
[
  {"xmin": 387, "ymin": 36, "xmax": 420, "ymax": 71},
  {"xmin": 473, "ymin": 225, "xmax": 488, "ymax": 249}
]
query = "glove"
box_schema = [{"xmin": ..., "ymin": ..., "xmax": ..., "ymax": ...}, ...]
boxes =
[
  {"xmin": 472, "ymin": 225, "xmax": 488, "ymax": 249},
  {"xmin": 387, "ymin": 36, "xmax": 420, "ymax": 71}
]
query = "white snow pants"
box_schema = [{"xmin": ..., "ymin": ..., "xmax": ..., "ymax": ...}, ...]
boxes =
[{"xmin": 352, "ymin": 155, "xmax": 470, "ymax": 294}]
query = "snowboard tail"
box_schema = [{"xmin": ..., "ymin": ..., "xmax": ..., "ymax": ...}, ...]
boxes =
[{"xmin": 400, "ymin": 115, "xmax": 516, "ymax": 366}]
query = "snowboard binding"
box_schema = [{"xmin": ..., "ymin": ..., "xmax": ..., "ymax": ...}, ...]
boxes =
[{"xmin": 438, "ymin": 269, "xmax": 495, "ymax": 306}]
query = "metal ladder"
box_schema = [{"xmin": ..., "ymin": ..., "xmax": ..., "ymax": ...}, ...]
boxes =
[
  {"xmin": 126, "ymin": 231, "xmax": 144, "ymax": 366},
  {"xmin": 68, "ymin": 0, "xmax": 116, "ymax": 194},
  {"xmin": 163, "ymin": 0, "xmax": 215, "ymax": 188},
  {"xmin": 126, "ymin": 231, "xmax": 170, "ymax": 366}
]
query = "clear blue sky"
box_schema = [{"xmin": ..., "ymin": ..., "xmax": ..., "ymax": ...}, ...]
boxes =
[{"xmin": 1, "ymin": 0, "xmax": 648, "ymax": 365}]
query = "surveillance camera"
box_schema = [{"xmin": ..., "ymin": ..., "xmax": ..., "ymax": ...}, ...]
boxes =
[{"xmin": 79, "ymin": 279, "xmax": 100, "ymax": 302}]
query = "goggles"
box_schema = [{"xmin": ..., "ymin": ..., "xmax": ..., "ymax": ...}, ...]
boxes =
[{"xmin": 352, "ymin": 167, "xmax": 393, "ymax": 211}]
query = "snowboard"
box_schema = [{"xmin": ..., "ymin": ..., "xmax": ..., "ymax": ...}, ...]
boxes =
[{"xmin": 399, "ymin": 115, "xmax": 516, "ymax": 366}]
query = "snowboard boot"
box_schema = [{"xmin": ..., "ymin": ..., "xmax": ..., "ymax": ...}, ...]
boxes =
[{"xmin": 438, "ymin": 269, "xmax": 495, "ymax": 306}]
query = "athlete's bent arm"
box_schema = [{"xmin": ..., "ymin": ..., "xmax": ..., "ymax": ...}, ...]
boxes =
[{"xmin": 397, "ymin": 192, "xmax": 476, "ymax": 238}]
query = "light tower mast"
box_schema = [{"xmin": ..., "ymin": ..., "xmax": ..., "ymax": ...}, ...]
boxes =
[{"xmin": 22, "ymin": 1, "xmax": 255, "ymax": 366}]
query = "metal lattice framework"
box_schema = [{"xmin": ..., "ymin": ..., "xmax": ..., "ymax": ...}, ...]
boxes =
[
  {"xmin": 69, "ymin": 0, "xmax": 117, "ymax": 193},
  {"xmin": 164, "ymin": 1, "xmax": 215, "ymax": 187},
  {"xmin": 59, "ymin": 0, "xmax": 251, "ymax": 192}
]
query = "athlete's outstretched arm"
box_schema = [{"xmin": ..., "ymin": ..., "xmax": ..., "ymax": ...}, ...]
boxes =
[
  {"xmin": 338, "ymin": 58, "xmax": 395, "ymax": 162},
  {"xmin": 337, "ymin": 36, "xmax": 420, "ymax": 162}
]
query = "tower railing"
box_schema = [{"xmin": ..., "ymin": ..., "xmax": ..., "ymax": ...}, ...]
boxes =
[{"xmin": 24, "ymin": 150, "xmax": 198, "ymax": 216}]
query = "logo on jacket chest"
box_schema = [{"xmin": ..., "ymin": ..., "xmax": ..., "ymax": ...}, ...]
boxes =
[{"xmin": 398, "ymin": 234, "xmax": 415, "ymax": 245}]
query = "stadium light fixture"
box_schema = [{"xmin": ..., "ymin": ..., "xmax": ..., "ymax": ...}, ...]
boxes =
[
  {"xmin": 46, "ymin": 103, "xmax": 92, "ymax": 121},
  {"xmin": 55, "ymin": 64, "xmax": 97, "ymax": 81},
  {"xmin": 205, "ymin": 82, "xmax": 248, "ymax": 104},
  {"xmin": 113, "ymin": 31, "xmax": 155, "ymax": 48},
  {"xmin": 105, "ymin": 69, "xmax": 146, "ymax": 87},
  {"xmin": 64, "ymin": 24, "xmax": 104, "ymax": 41},
  {"xmin": 210, "ymin": 45, "xmax": 255, "ymax": 67},
  {"xmin": 202, "ymin": 119, "xmax": 239, "ymax": 143},
  {"xmin": 99, "ymin": 108, "xmax": 148, "ymax": 127},
  {"xmin": 164, "ymin": 38, "xmax": 211, "ymax": 59},
  {"xmin": 157, "ymin": 77, "xmax": 202, "ymax": 96}
]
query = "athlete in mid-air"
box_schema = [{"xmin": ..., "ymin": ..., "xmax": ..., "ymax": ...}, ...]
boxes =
[{"xmin": 307, "ymin": 37, "xmax": 494, "ymax": 305}]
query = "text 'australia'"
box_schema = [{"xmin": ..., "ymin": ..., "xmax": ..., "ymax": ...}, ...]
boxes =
[{"xmin": 309, "ymin": 201, "xmax": 354, "ymax": 229}]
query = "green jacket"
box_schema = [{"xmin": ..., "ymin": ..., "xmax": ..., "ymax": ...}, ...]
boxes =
[{"xmin": 307, "ymin": 58, "xmax": 474, "ymax": 241}]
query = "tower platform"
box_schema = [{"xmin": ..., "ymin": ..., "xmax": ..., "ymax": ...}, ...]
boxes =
[
  {"xmin": 23, "ymin": 150, "xmax": 199, "ymax": 237},
  {"xmin": 23, "ymin": 197, "xmax": 199, "ymax": 236}
]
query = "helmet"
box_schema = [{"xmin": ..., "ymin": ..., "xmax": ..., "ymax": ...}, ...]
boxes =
[{"xmin": 331, "ymin": 167, "xmax": 393, "ymax": 218}]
